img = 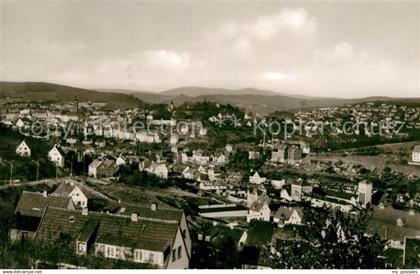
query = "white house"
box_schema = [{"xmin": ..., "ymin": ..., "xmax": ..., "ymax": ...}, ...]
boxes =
[
  {"xmin": 139, "ymin": 161, "xmax": 168, "ymax": 179},
  {"xmin": 273, "ymin": 207, "xmax": 303, "ymax": 227},
  {"xmin": 249, "ymin": 172, "xmax": 266, "ymax": 185},
  {"xmin": 88, "ymin": 160, "xmax": 103, "ymax": 178},
  {"xmin": 212, "ymin": 153, "xmax": 226, "ymax": 166},
  {"xmin": 199, "ymin": 181, "xmax": 227, "ymax": 192},
  {"xmin": 52, "ymin": 181, "xmax": 88, "ymax": 208},
  {"xmin": 271, "ymin": 179, "xmax": 286, "ymax": 190},
  {"xmin": 358, "ymin": 180, "xmax": 373, "ymax": 207},
  {"xmin": 16, "ymin": 140, "xmax": 31, "ymax": 157},
  {"xmin": 247, "ymin": 193, "xmax": 270, "ymax": 222},
  {"xmin": 412, "ymin": 145, "xmax": 420, "ymax": 163},
  {"xmin": 16, "ymin": 119, "xmax": 25, "ymax": 128},
  {"xmin": 116, "ymin": 155, "xmax": 127, "ymax": 166},
  {"xmin": 48, "ymin": 145, "xmax": 65, "ymax": 167}
]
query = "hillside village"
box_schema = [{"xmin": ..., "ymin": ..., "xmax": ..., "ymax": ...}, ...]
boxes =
[{"xmin": 0, "ymin": 94, "xmax": 420, "ymax": 269}]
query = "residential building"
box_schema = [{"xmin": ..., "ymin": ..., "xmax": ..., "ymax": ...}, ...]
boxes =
[
  {"xmin": 412, "ymin": 145, "xmax": 420, "ymax": 163},
  {"xmin": 16, "ymin": 140, "xmax": 31, "ymax": 157},
  {"xmin": 88, "ymin": 159, "xmax": 119, "ymax": 178},
  {"xmin": 358, "ymin": 180, "xmax": 373, "ymax": 207},
  {"xmin": 139, "ymin": 160, "xmax": 168, "ymax": 179},
  {"xmin": 10, "ymin": 191, "xmax": 75, "ymax": 241},
  {"xmin": 34, "ymin": 207, "xmax": 189, "ymax": 269},
  {"xmin": 52, "ymin": 181, "xmax": 88, "ymax": 208},
  {"xmin": 273, "ymin": 207, "xmax": 303, "ymax": 227},
  {"xmin": 247, "ymin": 193, "xmax": 270, "ymax": 222},
  {"xmin": 249, "ymin": 172, "xmax": 266, "ymax": 185},
  {"xmin": 48, "ymin": 144, "xmax": 66, "ymax": 167},
  {"xmin": 287, "ymin": 146, "xmax": 302, "ymax": 164},
  {"xmin": 271, "ymin": 145, "xmax": 286, "ymax": 163},
  {"xmin": 291, "ymin": 181, "xmax": 312, "ymax": 201}
]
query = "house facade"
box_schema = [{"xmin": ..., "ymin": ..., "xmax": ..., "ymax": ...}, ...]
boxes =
[
  {"xmin": 48, "ymin": 145, "xmax": 65, "ymax": 167},
  {"xmin": 412, "ymin": 145, "xmax": 420, "ymax": 163},
  {"xmin": 52, "ymin": 181, "xmax": 88, "ymax": 208},
  {"xmin": 16, "ymin": 140, "xmax": 31, "ymax": 157},
  {"xmin": 35, "ymin": 207, "xmax": 189, "ymax": 269},
  {"xmin": 273, "ymin": 207, "xmax": 303, "ymax": 227}
]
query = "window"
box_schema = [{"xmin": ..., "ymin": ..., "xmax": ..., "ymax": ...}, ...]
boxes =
[
  {"xmin": 149, "ymin": 253, "xmax": 155, "ymax": 263},
  {"xmin": 134, "ymin": 250, "xmax": 143, "ymax": 262},
  {"xmin": 77, "ymin": 242, "xmax": 86, "ymax": 254},
  {"xmin": 106, "ymin": 246, "xmax": 115, "ymax": 258},
  {"xmin": 172, "ymin": 249, "xmax": 176, "ymax": 262},
  {"xmin": 177, "ymin": 246, "xmax": 182, "ymax": 259}
]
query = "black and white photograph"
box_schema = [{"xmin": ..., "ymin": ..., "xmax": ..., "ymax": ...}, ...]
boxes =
[{"xmin": 0, "ymin": 0, "xmax": 419, "ymax": 271}]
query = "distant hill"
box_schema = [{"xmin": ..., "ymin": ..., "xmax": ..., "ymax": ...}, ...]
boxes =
[
  {"xmin": 0, "ymin": 82, "xmax": 144, "ymax": 109},
  {"xmin": 160, "ymin": 87, "xmax": 279, "ymax": 97},
  {"xmin": 130, "ymin": 91, "xmax": 420, "ymax": 115},
  {"xmin": 2, "ymin": 82, "xmax": 419, "ymax": 114}
]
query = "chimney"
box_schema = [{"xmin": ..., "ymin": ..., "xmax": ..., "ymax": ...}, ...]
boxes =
[
  {"xmin": 131, "ymin": 213, "xmax": 138, "ymax": 222},
  {"xmin": 42, "ymin": 191, "xmax": 47, "ymax": 198},
  {"xmin": 82, "ymin": 208, "xmax": 88, "ymax": 216},
  {"xmin": 151, "ymin": 203, "xmax": 157, "ymax": 211}
]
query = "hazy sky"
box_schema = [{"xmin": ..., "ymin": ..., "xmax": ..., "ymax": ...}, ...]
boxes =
[{"xmin": 1, "ymin": 0, "xmax": 419, "ymax": 98}]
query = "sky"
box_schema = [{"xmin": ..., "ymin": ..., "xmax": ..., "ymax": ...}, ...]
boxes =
[{"xmin": 1, "ymin": 0, "xmax": 419, "ymax": 98}]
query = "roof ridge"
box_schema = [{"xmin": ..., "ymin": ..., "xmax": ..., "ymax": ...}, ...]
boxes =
[{"xmin": 47, "ymin": 206, "xmax": 180, "ymax": 224}]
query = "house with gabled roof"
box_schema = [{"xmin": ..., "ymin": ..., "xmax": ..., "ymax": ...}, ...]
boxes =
[
  {"xmin": 16, "ymin": 140, "xmax": 31, "ymax": 157},
  {"xmin": 48, "ymin": 144, "xmax": 66, "ymax": 167},
  {"xmin": 34, "ymin": 207, "xmax": 189, "ymax": 269},
  {"xmin": 10, "ymin": 191, "xmax": 75, "ymax": 241},
  {"xmin": 52, "ymin": 181, "xmax": 88, "ymax": 208},
  {"xmin": 139, "ymin": 160, "xmax": 168, "ymax": 179},
  {"xmin": 247, "ymin": 193, "xmax": 270, "ymax": 223},
  {"xmin": 106, "ymin": 202, "xmax": 192, "ymax": 260},
  {"xmin": 249, "ymin": 172, "xmax": 266, "ymax": 185},
  {"xmin": 273, "ymin": 207, "xmax": 303, "ymax": 227},
  {"xmin": 88, "ymin": 159, "xmax": 119, "ymax": 178}
]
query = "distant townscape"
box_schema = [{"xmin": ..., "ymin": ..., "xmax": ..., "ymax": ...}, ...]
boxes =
[{"xmin": 0, "ymin": 82, "xmax": 419, "ymax": 269}]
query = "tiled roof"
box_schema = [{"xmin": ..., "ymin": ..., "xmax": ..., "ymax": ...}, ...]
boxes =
[
  {"xmin": 35, "ymin": 207, "xmax": 179, "ymax": 252},
  {"xmin": 15, "ymin": 191, "xmax": 73, "ymax": 218},
  {"xmin": 250, "ymin": 201, "xmax": 265, "ymax": 212},
  {"xmin": 53, "ymin": 182, "xmax": 77, "ymax": 196},
  {"xmin": 274, "ymin": 207, "xmax": 302, "ymax": 220},
  {"xmin": 108, "ymin": 203, "xmax": 184, "ymax": 222},
  {"xmin": 413, "ymin": 145, "xmax": 420, "ymax": 153}
]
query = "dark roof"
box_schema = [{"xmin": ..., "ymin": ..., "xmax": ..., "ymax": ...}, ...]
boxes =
[
  {"xmin": 15, "ymin": 191, "xmax": 73, "ymax": 218},
  {"xmin": 274, "ymin": 207, "xmax": 302, "ymax": 220},
  {"xmin": 35, "ymin": 207, "xmax": 179, "ymax": 252},
  {"xmin": 250, "ymin": 201, "xmax": 266, "ymax": 212},
  {"xmin": 115, "ymin": 203, "xmax": 184, "ymax": 221},
  {"xmin": 53, "ymin": 182, "xmax": 79, "ymax": 197}
]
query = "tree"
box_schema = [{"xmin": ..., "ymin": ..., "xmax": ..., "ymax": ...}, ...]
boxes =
[{"xmin": 271, "ymin": 204, "xmax": 386, "ymax": 269}]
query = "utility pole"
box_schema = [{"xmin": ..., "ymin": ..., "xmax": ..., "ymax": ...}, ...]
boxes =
[
  {"xmin": 3, "ymin": 160, "xmax": 13, "ymax": 185},
  {"xmin": 9, "ymin": 162, "xmax": 13, "ymax": 185},
  {"xmin": 32, "ymin": 160, "xmax": 39, "ymax": 181}
]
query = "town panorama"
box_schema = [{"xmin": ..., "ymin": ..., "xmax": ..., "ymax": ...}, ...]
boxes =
[{"xmin": 0, "ymin": 0, "xmax": 419, "ymax": 271}]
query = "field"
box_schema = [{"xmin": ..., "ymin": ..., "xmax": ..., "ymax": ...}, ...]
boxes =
[{"xmin": 308, "ymin": 141, "xmax": 420, "ymax": 177}]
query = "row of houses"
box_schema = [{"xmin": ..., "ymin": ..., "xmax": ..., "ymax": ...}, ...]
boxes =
[{"xmin": 10, "ymin": 182, "xmax": 191, "ymax": 269}]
